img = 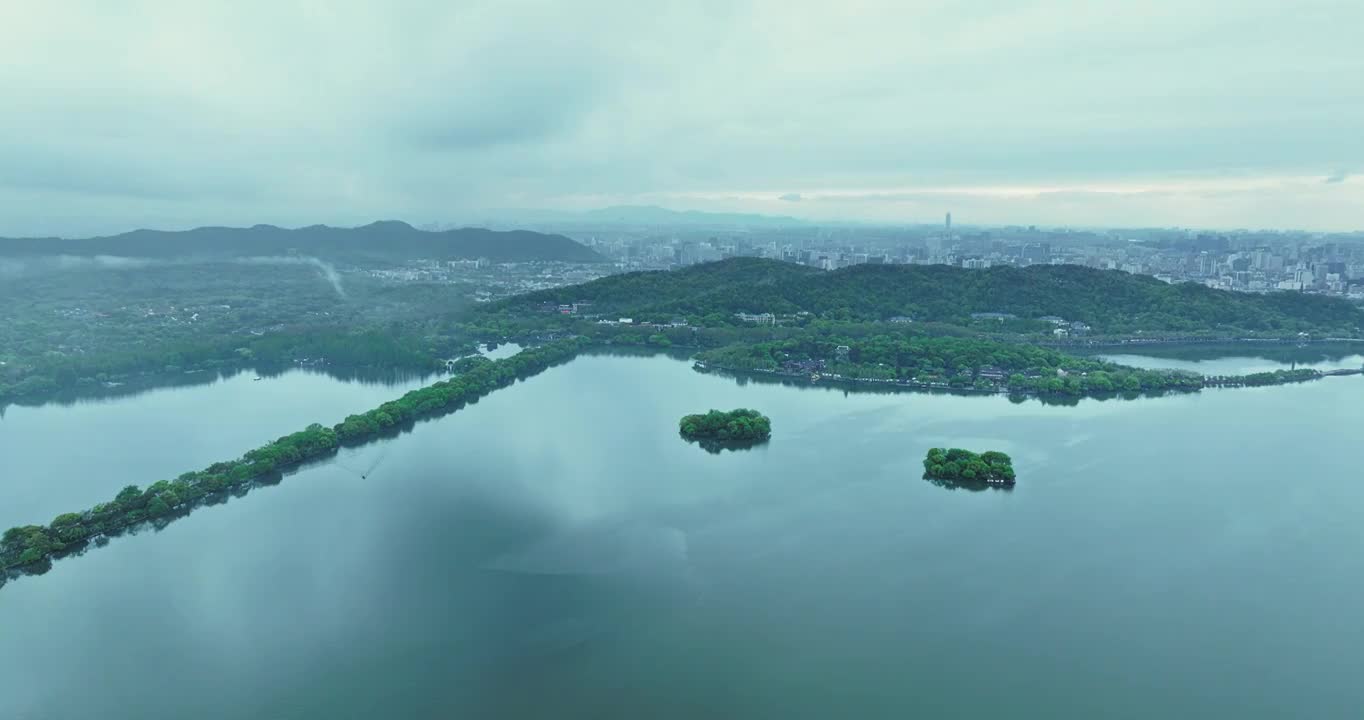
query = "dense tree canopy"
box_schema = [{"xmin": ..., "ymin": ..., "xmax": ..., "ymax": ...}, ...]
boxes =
[
  {"xmin": 694, "ymin": 332, "xmax": 1213, "ymax": 395},
  {"xmin": 924, "ymin": 448, "xmax": 1016, "ymax": 484},
  {"xmin": 691, "ymin": 327, "xmax": 1348, "ymax": 396},
  {"xmin": 499, "ymin": 258, "xmax": 1363, "ymax": 337},
  {"xmin": 0, "ymin": 259, "xmax": 483, "ymax": 406},
  {"xmin": 679, "ymin": 408, "xmax": 772, "ymax": 443}
]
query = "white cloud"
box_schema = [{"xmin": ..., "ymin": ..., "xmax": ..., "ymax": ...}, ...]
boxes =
[{"xmin": 1, "ymin": 0, "xmax": 1362, "ymax": 234}]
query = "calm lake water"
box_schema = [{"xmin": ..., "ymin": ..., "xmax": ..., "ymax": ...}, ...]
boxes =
[
  {"xmin": 1097, "ymin": 343, "xmax": 1364, "ymax": 376},
  {"xmin": 3, "ymin": 349, "xmax": 1364, "ymax": 718},
  {"xmin": 0, "ymin": 368, "xmax": 432, "ymax": 532}
]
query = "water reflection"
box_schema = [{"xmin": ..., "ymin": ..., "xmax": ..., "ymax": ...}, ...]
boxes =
[
  {"xmin": 583, "ymin": 346, "xmax": 699, "ymax": 362},
  {"xmin": 0, "ymin": 372, "xmax": 515, "ymax": 587},
  {"xmin": 5, "ymin": 350, "xmax": 1364, "ymax": 717},
  {"xmin": 1083, "ymin": 341, "xmax": 1363, "ymax": 365},
  {"xmin": 921, "ymin": 475, "xmax": 1015, "ymax": 493},
  {"xmin": 683, "ymin": 437, "xmax": 771, "ymax": 454},
  {"xmin": 1084, "ymin": 342, "xmax": 1364, "ymax": 376},
  {"xmin": 2, "ymin": 463, "xmax": 290, "ymax": 586},
  {"xmin": 1, "ymin": 364, "xmax": 439, "ymax": 413},
  {"xmin": 487, "ymin": 520, "xmax": 691, "ymax": 579},
  {"xmin": 3, "ymin": 344, "xmax": 523, "ymax": 414}
]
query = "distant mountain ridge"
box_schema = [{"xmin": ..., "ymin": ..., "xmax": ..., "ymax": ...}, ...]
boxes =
[
  {"xmin": 501, "ymin": 257, "xmax": 1363, "ymax": 336},
  {"xmin": 0, "ymin": 221, "xmax": 604, "ymax": 263}
]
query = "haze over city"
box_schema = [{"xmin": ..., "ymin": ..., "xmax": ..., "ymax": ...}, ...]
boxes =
[{"xmin": 3, "ymin": 0, "xmax": 1362, "ymax": 236}]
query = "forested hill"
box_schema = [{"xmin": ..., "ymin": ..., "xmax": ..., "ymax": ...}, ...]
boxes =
[
  {"xmin": 0, "ymin": 222, "xmax": 604, "ymax": 263},
  {"xmin": 501, "ymin": 257, "xmax": 1364, "ymax": 335}
]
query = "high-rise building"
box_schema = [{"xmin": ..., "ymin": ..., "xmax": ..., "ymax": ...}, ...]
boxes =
[
  {"xmin": 927, "ymin": 236, "xmax": 943, "ymax": 258},
  {"xmin": 1196, "ymin": 252, "xmax": 1214, "ymax": 276},
  {"xmin": 945, "ymin": 212, "xmax": 952, "ymax": 233},
  {"xmin": 1022, "ymin": 243, "xmax": 1049, "ymax": 264}
]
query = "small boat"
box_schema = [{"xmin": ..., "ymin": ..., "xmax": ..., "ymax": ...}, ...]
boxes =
[{"xmin": 253, "ymin": 376, "xmax": 262, "ymax": 381}]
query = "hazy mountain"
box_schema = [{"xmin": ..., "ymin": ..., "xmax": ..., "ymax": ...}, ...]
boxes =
[
  {"xmin": 457, "ymin": 205, "xmax": 806, "ymax": 229},
  {"xmin": 0, "ymin": 221, "xmax": 604, "ymax": 263},
  {"xmin": 581, "ymin": 205, "xmax": 804, "ymax": 227}
]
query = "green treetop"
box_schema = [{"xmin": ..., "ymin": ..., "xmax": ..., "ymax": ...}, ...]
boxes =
[
  {"xmin": 923, "ymin": 448, "xmax": 1016, "ymax": 484},
  {"xmin": 679, "ymin": 408, "xmax": 772, "ymax": 443}
]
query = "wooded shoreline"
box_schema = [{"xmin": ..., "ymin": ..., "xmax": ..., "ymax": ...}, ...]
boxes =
[
  {"xmin": 695, "ymin": 360, "xmax": 1349, "ymax": 398},
  {"xmin": 0, "ymin": 338, "xmax": 589, "ymax": 579}
]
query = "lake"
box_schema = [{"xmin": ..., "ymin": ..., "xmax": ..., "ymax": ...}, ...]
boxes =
[
  {"xmin": 1095, "ymin": 342, "xmax": 1364, "ymax": 376},
  {"xmin": 3, "ymin": 349, "xmax": 1363, "ymax": 718},
  {"xmin": 0, "ymin": 367, "xmax": 433, "ymax": 532},
  {"xmin": 0, "ymin": 343, "xmax": 519, "ymax": 532}
]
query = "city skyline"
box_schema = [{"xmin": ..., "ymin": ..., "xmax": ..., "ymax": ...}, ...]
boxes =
[
  {"xmin": 570, "ymin": 217, "xmax": 1364, "ymax": 299},
  {"xmin": 5, "ymin": 201, "xmax": 1363, "ymax": 239}
]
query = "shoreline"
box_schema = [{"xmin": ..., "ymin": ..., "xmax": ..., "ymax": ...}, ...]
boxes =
[
  {"xmin": 0, "ymin": 339, "xmax": 588, "ymax": 582},
  {"xmin": 693, "ymin": 361, "xmax": 1360, "ymax": 401},
  {"xmin": 1041, "ymin": 336, "xmax": 1364, "ymax": 350}
]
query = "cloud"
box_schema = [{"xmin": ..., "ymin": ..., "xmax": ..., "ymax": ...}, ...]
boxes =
[
  {"xmin": 399, "ymin": 33, "xmax": 620, "ymax": 151},
  {"xmin": 1324, "ymin": 170, "xmax": 1350, "ymax": 184},
  {"xmin": 0, "ymin": 1, "xmax": 1362, "ymax": 233},
  {"xmin": 238, "ymin": 256, "xmax": 346, "ymax": 299}
]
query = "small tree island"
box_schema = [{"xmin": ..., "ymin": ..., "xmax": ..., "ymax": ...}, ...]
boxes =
[
  {"xmin": 923, "ymin": 448, "xmax": 1016, "ymax": 485},
  {"xmin": 679, "ymin": 408, "xmax": 772, "ymax": 446}
]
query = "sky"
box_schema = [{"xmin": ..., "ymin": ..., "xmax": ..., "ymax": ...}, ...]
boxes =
[{"xmin": 1, "ymin": 0, "xmax": 1362, "ymax": 236}]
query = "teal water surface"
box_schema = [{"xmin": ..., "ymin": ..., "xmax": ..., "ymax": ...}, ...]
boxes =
[
  {"xmin": 1101, "ymin": 351, "xmax": 1364, "ymax": 376},
  {"xmin": 0, "ymin": 367, "xmax": 431, "ymax": 531},
  {"xmin": 2, "ymin": 351, "xmax": 1362, "ymax": 718}
]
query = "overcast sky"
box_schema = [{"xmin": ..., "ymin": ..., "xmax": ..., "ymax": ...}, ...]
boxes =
[{"xmin": 2, "ymin": 0, "xmax": 1362, "ymax": 235}]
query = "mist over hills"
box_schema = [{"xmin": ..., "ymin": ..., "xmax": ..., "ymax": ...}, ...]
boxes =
[{"xmin": 0, "ymin": 221, "xmax": 604, "ymax": 263}]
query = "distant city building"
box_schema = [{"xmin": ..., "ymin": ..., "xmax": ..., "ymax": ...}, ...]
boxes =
[
  {"xmin": 551, "ymin": 218, "xmax": 1361, "ymax": 300},
  {"xmin": 977, "ymin": 366, "xmax": 1006, "ymax": 381}
]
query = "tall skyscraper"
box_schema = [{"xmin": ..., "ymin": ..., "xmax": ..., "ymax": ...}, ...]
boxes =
[{"xmin": 945, "ymin": 212, "xmax": 952, "ymax": 233}]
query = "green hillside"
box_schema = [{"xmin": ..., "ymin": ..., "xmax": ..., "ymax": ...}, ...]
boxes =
[{"xmin": 501, "ymin": 258, "xmax": 1363, "ymax": 336}]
